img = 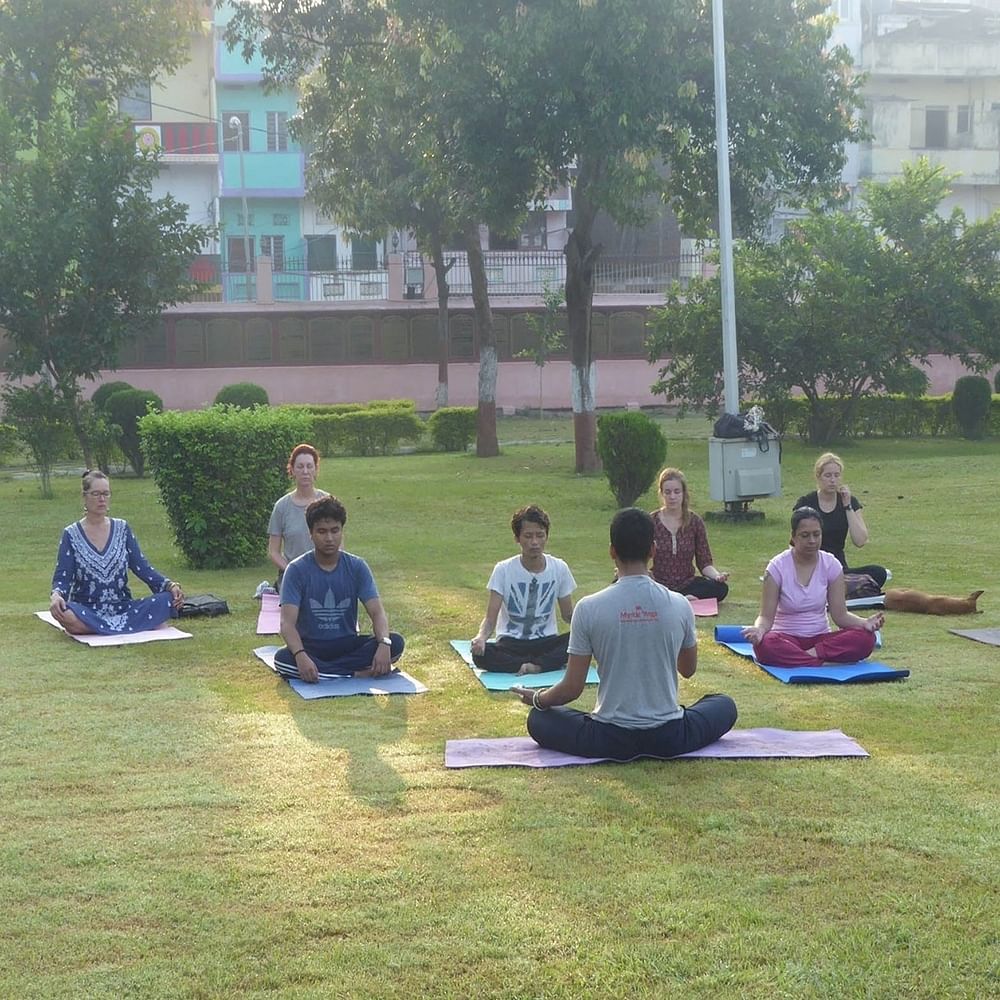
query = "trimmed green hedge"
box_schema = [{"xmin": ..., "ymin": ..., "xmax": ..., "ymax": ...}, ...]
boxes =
[
  {"xmin": 597, "ymin": 410, "xmax": 667, "ymax": 508},
  {"xmin": 287, "ymin": 400, "xmax": 424, "ymax": 456},
  {"xmin": 140, "ymin": 405, "xmax": 312, "ymax": 568},
  {"xmin": 104, "ymin": 388, "xmax": 162, "ymax": 477},
  {"xmin": 214, "ymin": 382, "xmax": 269, "ymax": 408},
  {"xmin": 427, "ymin": 407, "xmax": 476, "ymax": 452},
  {"xmin": 753, "ymin": 394, "xmax": 1000, "ymax": 441}
]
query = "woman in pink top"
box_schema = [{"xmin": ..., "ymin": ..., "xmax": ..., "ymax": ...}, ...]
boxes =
[{"xmin": 742, "ymin": 507, "xmax": 884, "ymax": 667}]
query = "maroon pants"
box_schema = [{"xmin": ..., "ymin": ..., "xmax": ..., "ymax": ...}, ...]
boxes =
[{"xmin": 754, "ymin": 628, "xmax": 875, "ymax": 667}]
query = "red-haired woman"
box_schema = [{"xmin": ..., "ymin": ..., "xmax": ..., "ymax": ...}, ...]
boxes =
[{"xmin": 267, "ymin": 444, "xmax": 329, "ymax": 584}]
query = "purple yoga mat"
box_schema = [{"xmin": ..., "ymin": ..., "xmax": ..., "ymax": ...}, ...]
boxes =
[{"xmin": 444, "ymin": 727, "xmax": 869, "ymax": 768}]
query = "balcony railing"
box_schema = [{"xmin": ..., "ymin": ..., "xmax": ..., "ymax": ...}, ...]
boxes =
[
  {"xmin": 191, "ymin": 251, "xmax": 705, "ymax": 303},
  {"xmin": 135, "ymin": 122, "xmax": 218, "ymax": 157},
  {"xmin": 407, "ymin": 250, "xmax": 706, "ymax": 296}
]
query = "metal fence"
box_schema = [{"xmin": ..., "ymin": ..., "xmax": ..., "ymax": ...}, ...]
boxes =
[
  {"xmin": 188, "ymin": 249, "xmax": 706, "ymax": 303},
  {"xmin": 406, "ymin": 250, "xmax": 705, "ymax": 297}
]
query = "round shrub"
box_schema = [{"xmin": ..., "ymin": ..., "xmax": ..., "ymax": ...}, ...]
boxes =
[
  {"xmin": 104, "ymin": 389, "xmax": 163, "ymax": 476},
  {"xmin": 427, "ymin": 407, "xmax": 476, "ymax": 452},
  {"xmin": 597, "ymin": 411, "xmax": 667, "ymax": 508},
  {"xmin": 994, "ymin": 369, "xmax": 1000, "ymax": 394},
  {"xmin": 140, "ymin": 405, "xmax": 312, "ymax": 568},
  {"xmin": 951, "ymin": 375, "xmax": 992, "ymax": 440},
  {"xmin": 91, "ymin": 380, "xmax": 135, "ymax": 414},
  {"xmin": 214, "ymin": 382, "xmax": 269, "ymax": 408}
]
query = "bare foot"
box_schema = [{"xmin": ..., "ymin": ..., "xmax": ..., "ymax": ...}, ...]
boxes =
[{"xmin": 516, "ymin": 662, "xmax": 543, "ymax": 676}]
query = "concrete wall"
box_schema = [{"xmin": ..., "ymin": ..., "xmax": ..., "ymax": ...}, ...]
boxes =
[{"xmin": 80, "ymin": 355, "xmax": 997, "ymax": 413}]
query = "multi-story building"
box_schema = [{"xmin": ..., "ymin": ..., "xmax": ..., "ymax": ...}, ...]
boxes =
[
  {"xmin": 122, "ymin": 6, "xmax": 219, "ymax": 270},
  {"xmin": 859, "ymin": 0, "xmax": 1000, "ymax": 221}
]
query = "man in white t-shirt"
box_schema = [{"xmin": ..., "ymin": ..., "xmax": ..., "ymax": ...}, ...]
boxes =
[
  {"xmin": 470, "ymin": 505, "xmax": 576, "ymax": 674},
  {"xmin": 513, "ymin": 508, "xmax": 737, "ymax": 759}
]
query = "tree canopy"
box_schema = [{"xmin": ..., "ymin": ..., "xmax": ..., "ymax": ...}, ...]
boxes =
[
  {"xmin": 0, "ymin": 114, "xmax": 208, "ymax": 392},
  {"xmin": 0, "ymin": 0, "xmax": 200, "ymax": 129},
  {"xmin": 647, "ymin": 160, "xmax": 1000, "ymax": 444},
  {"xmin": 229, "ymin": 0, "xmax": 862, "ymax": 464}
]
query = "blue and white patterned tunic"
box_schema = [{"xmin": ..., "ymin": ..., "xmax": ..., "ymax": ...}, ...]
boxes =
[{"xmin": 51, "ymin": 518, "xmax": 175, "ymax": 635}]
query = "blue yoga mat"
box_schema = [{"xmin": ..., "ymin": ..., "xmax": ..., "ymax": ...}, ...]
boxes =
[
  {"xmin": 449, "ymin": 639, "xmax": 599, "ymax": 691},
  {"xmin": 253, "ymin": 646, "xmax": 428, "ymax": 699},
  {"xmin": 713, "ymin": 626, "xmax": 908, "ymax": 685}
]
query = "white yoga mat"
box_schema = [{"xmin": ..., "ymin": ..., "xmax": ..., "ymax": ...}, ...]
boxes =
[{"xmin": 36, "ymin": 611, "xmax": 192, "ymax": 645}]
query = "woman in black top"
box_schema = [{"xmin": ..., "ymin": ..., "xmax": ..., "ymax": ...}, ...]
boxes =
[{"xmin": 793, "ymin": 452, "xmax": 888, "ymax": 589}]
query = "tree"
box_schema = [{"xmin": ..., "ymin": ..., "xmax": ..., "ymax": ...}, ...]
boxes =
[
  {"xmin": 227, "ymin": 0, "xmax": 548, "ymax": 456},
  {"xmin": 0, "ymin": 0, "xmax": 199, "ymax": 130},
  {"xmin": 517, "ymin": 283, "xmax": 565, "ymax": 419},
  {"xmin": 1, "ymin": 381, "xmax": 75, "ymax": 498},
  {"xmin": 0, "ymin": 113, "xmax": 209, "ymax": 464},
  {"xmin": 647, "ymin": 161, "xmax": 1000, "ymax": 444},
  {"xmin": 496, "ymin": 0, "xmax": 862, "ymax": 470}
]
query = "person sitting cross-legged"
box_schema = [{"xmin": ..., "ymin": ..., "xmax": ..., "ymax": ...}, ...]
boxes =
[
  {"xmin": 274, "ymin": 496, "xmax": 404, "ymax": 681},
  {"xmin": 512, "ymin": 508, "xmax": 737, "ymax": 761},
  {"xmin": 742, "ymin": 506, "xmax": 884, "ymax": 667},
  {"xmin": 470, "ymin": 504, "xmax": 576, "ymax": 675}
]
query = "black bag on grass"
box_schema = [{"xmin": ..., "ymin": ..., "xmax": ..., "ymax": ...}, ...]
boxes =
[{"xmin": 178, "ymin": 594, "xmax": 230, "ymax": 618}]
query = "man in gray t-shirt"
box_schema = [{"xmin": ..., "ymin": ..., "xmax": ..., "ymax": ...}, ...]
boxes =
[{"xmin": 513, "ymin": 508, "xmax": 737, "ymax": 760}]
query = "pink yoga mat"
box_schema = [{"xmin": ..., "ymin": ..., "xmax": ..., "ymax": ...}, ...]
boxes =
[
  {"xmin": 256, "ymin": 592, "xmax": 281, "ymax": 634},
  {"xmin": 688, "ymin": 597, "xmax": 718, "ymax": 617},
  {"xmin": 444, "ymin": 728, "xmax": 869, "ymax": 768}
]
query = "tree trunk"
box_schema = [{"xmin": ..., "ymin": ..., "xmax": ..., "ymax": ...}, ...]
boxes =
[
  {"xmin": 430, "ymin": 240, "xmax": 450, "ymax": 409},
  {"xmin": 465, "ymin": 223, "xmax": 499, "ymax": 457},
  {"xmin": 564, "ymin": 165, "xmax": 601, "ymax": 472}
]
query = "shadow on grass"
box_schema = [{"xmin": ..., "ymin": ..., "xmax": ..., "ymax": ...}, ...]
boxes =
[{"xmin": 283, "ymin": 689, "xmax": 411, "ymax": 811}]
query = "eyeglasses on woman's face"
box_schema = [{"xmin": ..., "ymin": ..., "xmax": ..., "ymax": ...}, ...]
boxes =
[{"xmin": 85, "ymin": 490, "xmax": 111, "ymax": 498}]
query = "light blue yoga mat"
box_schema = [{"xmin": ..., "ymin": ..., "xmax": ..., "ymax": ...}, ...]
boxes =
[
  {"xmin": 253, "ymin": 646, "xmax": 427, "ymax": 699},
  {"xmin": 449, "ymin": 639, "xmax": 599, "ymax": 691},
  {"xmin": 713, "ymin": 626, "xmax": 908, "ymax": 685}
]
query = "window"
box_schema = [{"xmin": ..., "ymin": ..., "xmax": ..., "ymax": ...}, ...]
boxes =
[
  {"xmin": 260, "ymin": 235, "xmax": 286, "ymax": 271},
  {"xmin": 223, "ymin": 112, "xmax": 250, "ymax": 152},
  {"xmin": 957, "ymin": 105, "xmax": 971, "ymax": 134},
  {"xmin": 227, "ymin": 236, "xmax": 254, "ymax": 273},
  {"xmin": 119, "ymin": 80, "xmax": 151, "ymax": 120},
  {"xmin": 307, "ymin": 235, "xmax": 338, "ymax": 271},
  {"xmin": 267, "ymin": 111, "xmax": 288, "ymax": 152},
  {"xmin": 351, "ymin": 238, "xmax": 378, "ymax": 270},
  {"xmin": 519, "ymin": 211, "xmax": 548, "ymax": 249},
  {"xmin": 925, "ymin": 107, "xmax": 948, "ymax": 149}
]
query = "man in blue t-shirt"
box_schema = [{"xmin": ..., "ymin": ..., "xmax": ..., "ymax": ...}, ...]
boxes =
[{"xmin": 274, "ymin": 496, "xmax": 404, "ymax": 681}]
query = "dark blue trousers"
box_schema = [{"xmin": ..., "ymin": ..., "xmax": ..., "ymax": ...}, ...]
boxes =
[{"xmin": 274, "ymin": 633, "xmax": 405, "ymax": 678}]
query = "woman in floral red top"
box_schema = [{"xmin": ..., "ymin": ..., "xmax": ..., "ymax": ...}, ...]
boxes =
[{"xmin": 650, "ymin": 468, "xmax": 729, "ymax": 602}]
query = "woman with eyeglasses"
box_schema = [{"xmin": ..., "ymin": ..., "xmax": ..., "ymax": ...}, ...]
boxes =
[{"xmin": 49, "ymin": 470, "xmax": 184, "ymax": 635}]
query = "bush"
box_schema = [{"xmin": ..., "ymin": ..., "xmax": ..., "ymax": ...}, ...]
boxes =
[
  {"xmin": 335, "ymin": 407, "xmax": 425, "ymax": 455},
  {"xmin": 104, "ymin": 388, "xmax": 163, "ymax": 476},
  {"xmin": 307, "ymin": 402, "xmax": 424, "ymax": 456},
  {"xmin": 140, "ymin": 405, "xmax": 312, "ymax": 569},
  {"xmin": 78, "ymin": 401, "xmax": 125, "ymax": 475},
  {"xmin": 995, "ymin": 369, "xmax": 1000, "ymax": 394},
  {"xmin": 951, "ymin": 376, "xmax": 993, "ymax": 440},
  {"xmin": 597, "ymin": 411, "xmax": 667, "ymax": 508},
  {"xmin": 0, "ymin": 422, "xmax": 20, "ymax": 464},
  {"xmin": 427, "ymin": 407, "xmax": 476, "ymax": 452},
  {"xmin": 90, "ymin": 380, "xmax": 135, "ymax": 414},
  {"xmin": 214, "ymin": 382, "xmax": 269, "ymax": 408},
  {"xmin": 1, "ymin": 382, "xmax": 76, "ymax": 498}
]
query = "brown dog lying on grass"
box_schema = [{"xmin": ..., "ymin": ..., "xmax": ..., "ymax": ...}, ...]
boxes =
[{"xmin": 884, "ymin": 588, "xmax": 984, "ymax": 615}]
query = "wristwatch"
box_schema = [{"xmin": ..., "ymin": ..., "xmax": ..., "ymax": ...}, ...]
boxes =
[{"xmin": 380, "ymin": 636, "xmax": 392, "ymax": 646}]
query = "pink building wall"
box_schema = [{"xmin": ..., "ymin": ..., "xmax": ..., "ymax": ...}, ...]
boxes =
[{"xmin": 82, "ymin": 354, "xmax": 995, "ymax": 412}]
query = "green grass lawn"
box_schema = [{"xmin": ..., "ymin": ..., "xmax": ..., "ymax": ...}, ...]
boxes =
[{"xmin": 2, "ymin": 423, "xmax": 998, "ymax": 999}]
